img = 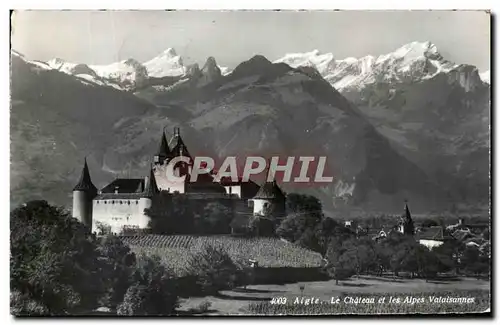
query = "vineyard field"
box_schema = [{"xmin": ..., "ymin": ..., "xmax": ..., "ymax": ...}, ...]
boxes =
[{"xmin": 120, "ymin": 235, "xmax": 323, "ymax": 276}]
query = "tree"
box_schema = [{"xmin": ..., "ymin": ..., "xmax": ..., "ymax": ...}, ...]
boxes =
[
  {"xmin": 324, "ymin": 238, "xmax": 355, "ymax": 285},
  {"xmin": 249, "ymin": 216, "xmax": 276, "ymax": 237},
  {"xmin": 314, "ymin": 217, "xmax": 353, "ymax": 256},
  {"xmin": 389, "ymin": 238, "xmax": 441, "ymax": 279},
  {"xmin": 146, "ymin": 192, "xmax": 195, "ymax": 234},
  {"xmin": 97, "ymin": 235, "xmax": 137, "ymax": 311},
  {"xmin": 10, "ymin": 290, "xmax": 49, "ymax": 316},
  {"xmin": 117, "ymin": 254, "xmax": 179, "ymax": 315},
  {"xmin": 433, "ymin": 240, "xmax": 463, "ymax": 274},
  {"xmin": 286, "ymin": 193, "xmax": 323, "ymax": 219},
  {"xmin": 276, "ymin": 193, "xmax": 324, "ymax": 246},
  {"xmin": 10, "ymin": 200, "xmax": 106, "ymax": 315},
  {"xmin": 185, "ymin": 245, "xmax": 240, "ymax": 295},
  {"xmin": 196, "ymin": 202, "xmax": 233, "ymax": 234},
  {"xmin": 461, "ymin": 246, "xmax": 490, "ymax": 277}
]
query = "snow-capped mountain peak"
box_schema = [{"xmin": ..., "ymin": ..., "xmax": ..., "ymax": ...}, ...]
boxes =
[
  {"xmin": 274, "ymin": 41, "xmax": 466, "ymax": 91},
  {"xmin": 480, "ymin": 70, "xmax": 490, "ymax": 84},
  {"xmin": 143, "ymin": 47, "xmax": 186, "ymax": 78}
]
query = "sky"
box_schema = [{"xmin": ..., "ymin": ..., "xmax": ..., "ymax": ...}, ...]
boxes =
[{"xmin": 11, "ymin": 10, "xmax": 491, "ymax": 71}]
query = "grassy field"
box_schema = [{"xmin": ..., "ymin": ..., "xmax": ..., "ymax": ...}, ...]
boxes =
[
  {"xmin": 121, "ymin": 235, "xmax": 323, "ymax": 276},
  {"xmin": 177, "ymin": 276, "xmax": 491, "ymax": 315}
]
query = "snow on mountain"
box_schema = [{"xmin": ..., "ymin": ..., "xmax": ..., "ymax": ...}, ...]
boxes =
[
  {"xmin": 46, "ymin": 57, "xmax": 148, "ymax": 90},
  {"xmin": 143, "ymin": 48, "xmax": 186, "ymax": 78},
  {"xmin": 480, "ymin": 70, "xmax": 490, "ymax": 84},
  {"xmin": 219, "ymin": 66, "xmax": 232, "ymax": 76},
  {"xmin": 274, "ymin": 41, "xmax": 466, "ymax": 91}
]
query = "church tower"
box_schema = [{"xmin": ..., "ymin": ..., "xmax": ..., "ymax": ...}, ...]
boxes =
[
  {"xmin": 398, "ymin": 200, "xmax": 415, "ymax": 235},
  {"xmin": 72, "ymin": 158, "xmax": 97, "ymax": 229}
]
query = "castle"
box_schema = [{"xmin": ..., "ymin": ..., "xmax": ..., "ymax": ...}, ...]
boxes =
[{"xmin": 72, "ymin": 127, "xmax": 286, "ymax": 234}]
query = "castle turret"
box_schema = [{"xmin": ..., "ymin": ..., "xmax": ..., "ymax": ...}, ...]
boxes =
[
  {"xmin": 154, "ymin": 130, "xmax": 172, "ymax": 166},
  {"xmin": 169, "ymin": 127, "xmax": 192, "ymax": 160},
  {"xmin": 72, "ymin": 158, "xmax": 97, "ymax": 229},
  {"xmin": 138, "ymin": 167, "xmax": 159, "ymax": 229},
  {"xmin": 252, "ymin": 180, "xmax": 286, "ymax": 221}
]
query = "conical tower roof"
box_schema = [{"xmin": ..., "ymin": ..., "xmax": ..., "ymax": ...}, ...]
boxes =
[
  {"xmin": 403, "ymin": 200, "xmax": 413, "ymax": 222},
  {"xmin": 254, "ymin": 180, "xmax": 285, "ymax": 200},
  {"xmin": 157, "ymin": 131, "xmax": 172, "ymax": 160},
  {"xmin": 73, "ymin": 158, "xmax": 98, "ymax": 195},
  {"xmin": 143, "ymin": 167, "xmax": 159, "ymax": 198},
  {"xmin": 169, "ymin": 127, "xmax": 192, "ymax": 158}
]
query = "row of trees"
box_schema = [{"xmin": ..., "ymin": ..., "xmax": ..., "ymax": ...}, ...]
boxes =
[
  {"xmin": 11, "ymin": 200, "xmax": 246, "ymax": 316},
  {"xmin": 272, "ymin": 195, "xmax": 490, "ymax": 282}
]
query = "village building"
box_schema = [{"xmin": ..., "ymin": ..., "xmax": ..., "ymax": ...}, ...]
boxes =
[{"xmin": 416, "ymin": 226, "xmax": 452, "ymax": 249}]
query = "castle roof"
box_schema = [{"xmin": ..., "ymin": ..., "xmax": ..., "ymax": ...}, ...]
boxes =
[
  {"xmin": 218, "ymin": 176, "xmax": 259, "ymax": 187},
  {"xmin": 185, "ymin": 172, "xmax": 227, "ymax": 194},
  {"xmin": 143, "ymin": 168, "xmax": 159, "ymax": 198},
  {"xmin": 94, "ymin": 193, "xmax": 144, "ymax": 200},
  {"xmin": 253, "ymin": 180, "xmax": 285, "ymax": 200},
  {"xmin": 169, "ymin": 127, "xmax": 192, "ymax": 159},
  {"xmin": 73, "ymin": 158, "xmax": 97, "ymax": 195},
  {"xmin": 101, "ymin": 178, "xmax": 145, "ymax": 194}
]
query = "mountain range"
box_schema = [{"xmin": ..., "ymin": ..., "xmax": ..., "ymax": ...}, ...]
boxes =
[{"xmin": 10, "ymin": 42, "xmax": 490, "ymax": 216}]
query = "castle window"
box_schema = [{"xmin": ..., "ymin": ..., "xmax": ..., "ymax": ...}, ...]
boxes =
[
  {"xmin": 136, "ymin": 201, "xmax": 139, "ymax": 205},
  {"xmin": 96, "ymin": 201, "xmax": 99, "ymax": 204},
  {"xmin": 112, "ymin": 200, "xmax": 115, "ymax": 204},
  {"xmin": 127, "ymin": 201, "xmax": 130, "ymax": 205},
  {"xmin": 119, "ymin": 201, "xmax": 122, "ymax": 205},
  {"xmin": 104, "ymin": 201, "xmax": 107, "ymax": 204}
]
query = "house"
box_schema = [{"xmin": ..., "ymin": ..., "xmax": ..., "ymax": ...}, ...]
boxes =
[{"xmin": 416, "ymin": 226, "xmax": 451, "ymax": 249}]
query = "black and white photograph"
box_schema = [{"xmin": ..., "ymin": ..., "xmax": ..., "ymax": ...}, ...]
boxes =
[{"xmin": 9, "ymin": 9, "xmax": 491, "ymax": 316}]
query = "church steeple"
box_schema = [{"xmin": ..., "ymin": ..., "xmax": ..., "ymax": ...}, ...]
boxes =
[
  {"xmin": 73, "ymin": 158, "xmax": 97, "ymax": 195},
  {"xmin": 399, "ymin": 199, "xmax": 415, "ymax": 235}
]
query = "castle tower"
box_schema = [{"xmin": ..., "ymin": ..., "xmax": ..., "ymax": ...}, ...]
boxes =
[
  {"xmin": 169, "ymin": 127, "xmax": 192, "ymax": 174},
  {"xmin": 398, "ymin": 200, "xmax": 415, "ymax": 235},
  {"xmin": 72, "ymin": 158, "xmax": 98, "ymax": 229},
  {"xmin": 154, "ymin": 127, "xmax": 191, "ymax": 193},
  {"xmin": 138, "ymin": 167, "xmax": 159, "ymax": 228}
]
